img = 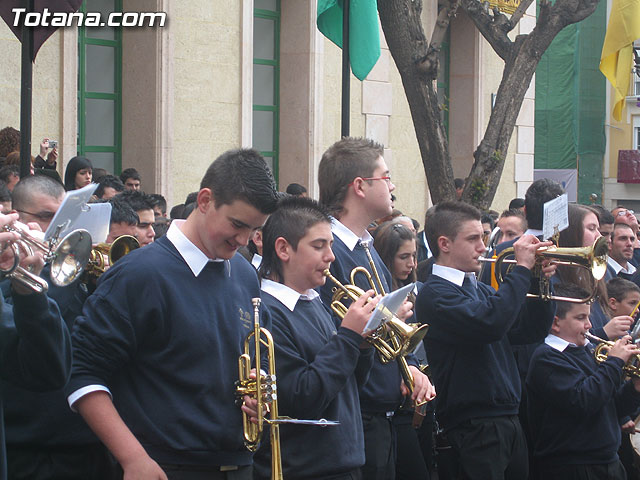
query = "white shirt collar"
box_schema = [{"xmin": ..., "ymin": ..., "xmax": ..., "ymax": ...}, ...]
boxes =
[
  {"xmin": 331, "ymin": 218, "xmax": 374, "ymax": 252},
  {"xmin": 432, "ymin": 264, "xmax": 477, "ymax": 288},
  {"xmin": 251, "ymin": 253, "xmax": 263, "ymax": 270},
  {"xmin": 166, "ymin": 220, "xmax": 226, "ymax": 277},
  {"xmin": 545, "ymin": 334, "xmax": 581, "ymax": 352},
  {"xmin": 608, "ymin": 256, "xmax": 636, "ymax": 275},
  {"xmin": 261, "ymin": 278, "xmax": 319, "ymax": 312},
  {"xmin": 422, "ymin": 231, "xmax": 432, "ymax": 258}
]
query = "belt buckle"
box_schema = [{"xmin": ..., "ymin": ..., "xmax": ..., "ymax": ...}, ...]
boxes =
[{"xmin": 220, "ymin": 465, "xmax": 239, "ymax": 472}]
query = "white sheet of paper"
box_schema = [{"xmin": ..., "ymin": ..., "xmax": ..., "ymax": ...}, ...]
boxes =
[
  {"xmin": 542, "ymin": 193, "xmax": 569, "ymax": 241},
  {"xmin": 45, "ymin": 184, "xmax": 98, "ymax": 241},
  {"xmin": 363, "ymin": 282, "xmax": 415, "ymax": 334},
  {"xmin": 72, "ymin": 203, "xmax": 112, "ymax": 244}
]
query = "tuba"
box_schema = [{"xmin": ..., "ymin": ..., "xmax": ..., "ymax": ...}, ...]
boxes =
[
  {"xmin": 584, "ymin": 332, "xmax": 640, "ymax": 378},
  {"xmin": 85, "ymin": 235, "xmax": 140, "ymax": 278},
  {"xmin": 0, "ymin": 222, "xmax": 92, "ymax": 293},
  {"xmin": 479, "ymin": 236, "xmax": 609, "ymax": 303}
]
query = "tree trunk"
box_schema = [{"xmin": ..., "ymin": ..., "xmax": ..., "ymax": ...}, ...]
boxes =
[{"xmin": 378, "ymin": 0, "xmax": 457, "ymax": 203}]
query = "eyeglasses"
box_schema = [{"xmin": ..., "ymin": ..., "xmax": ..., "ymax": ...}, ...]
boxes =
[
  {"xmin": 16, "ymin": 209, "xmax": 56, "ymax": 222},
  {"xmin": 617, "ymin": 209, "xmax": 635, "ymax": 216},
  {"xmin": 348, "ymin": 176, "xmax": 392, "ymax": 187}
]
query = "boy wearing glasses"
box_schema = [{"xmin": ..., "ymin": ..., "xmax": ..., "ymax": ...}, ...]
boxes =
[
  {"xmin": 11, "ymin": 174, "xmax": 65, "ymax": 231},
  {"xmin": 318, "ymin": 137, "xmax": 435, "ymax": 480}
]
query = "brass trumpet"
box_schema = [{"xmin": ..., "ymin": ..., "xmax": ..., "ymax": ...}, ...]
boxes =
[
  {"xmin": 584, "ymin": 332, "xmax": 640, "ymax": 378},
  {"xmin": 0, "ymin": 222, "xmax": 92, "ymax": 293},
  {"xmin": 236, "ymin": 298, "xmax": 283, "ymax": 479},
  {"xmin": 85, "ymin": 235, "xmax": 140, "ymax": 278},
  {"xmin": 479, "ymin": 236, "xmax": 609, "ymax": 303}
]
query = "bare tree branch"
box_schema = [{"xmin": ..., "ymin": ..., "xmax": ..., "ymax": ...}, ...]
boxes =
[
  {"xmin": 417, "ymin": 0, "xmax": 460, "ymax": 78},
  {"xmin": 508, "ymin": 0, "xmax": 534, "ymax": 30},
  {"xmin": 460, "ymin": 0, "xmax": 513, "ymax": 60}
]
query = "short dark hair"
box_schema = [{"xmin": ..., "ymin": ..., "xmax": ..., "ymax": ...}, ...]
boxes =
[
  {"xmin": 481, "ymin": 214, "xmax": 495, "ymax": 230},
  {"xmin": 524, "ymin": 179, "xmax": 564, "ymax": 230},
  {"xmin": 92, "ymin": 168, "xmax": 108, "ymax": 184},
  {"xmin": 107, "ymin": 197, "xmax": 139, "ymax": 226},
  {"xmin": 0, "ymin": 180, "xmax": 11, "ymax": 202},
  {"xmin": 508, "ymin": 197, "xmax": 525, "ymax": 210},
  {"xmin": 170, "ymin": 204, "xmax": 186, "ymax": 220},
  {"xmin": 0, "ymin": 165, "xmax": 19, "ymax": 183},
  {"xmin": 120, "ymin": 167, "xmax": 141, "ymax": 183},
  {"xmin": 148, "ymin": 193, "xmax": 167, "ymax": 215},
  {"xmin": 318, "ymin": 137, "xmax": 384, "ymax": 217},
  {"xmin": 185, "ymin": 192, "xmax": 198, "ymax": 205},
  {"xmin": 285, "ymin": 183, "xmax": 307, "ymax": 196},
  {"xmin": 12, "ymin": 174, "xmax": 65, "ymax": 211},
  {"xmin": 454, "ymin": 178, "xmax": 465, "ymax": 189},
  {"xmin": 590, "ymin": 204, "xmax": 615, "ymax": 226},
  {"xmin": 554, "ymin": 284, "xmax": 591, "ymax": 319},
  {"xmin": 607, "ymin": 277, "xmax": 640, "ymax": 302},
  {"xmin": 115, "ymin": 190, "xmax": 154, "ymax": 214},
  {"xmin": 200, "ymin": 148, "xmax": 279, "ymax": 214},
  {"xmin": 259, "ymin": 196, "xmax": 331, "ymax": 283},
  {"xmin": 94, "ymin": 175, "xmax": 125, "ymax": 198},
  {"xmin": 426, "ymin": 201, "xmax": 481, "ymax": 258}
]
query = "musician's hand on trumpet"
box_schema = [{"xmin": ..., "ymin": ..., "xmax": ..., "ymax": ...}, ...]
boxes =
[
  {"xmin": 622, "ymin": 419, "xmax": 637, "ymax": 435},
  {"xmin": 340, "ymin": 289, "xmax": 380, "ymax": 337},
  {"xmin": 395, "ymin": 298, "xmax": 414, "ymax": 322},
  {"xmin": 240, "ymin": 368, "xmax": 266, "ymax": 425},
  {"xmin": 608, "ymin": 335, "xmax": 640, "ymax": 364},
  {"xmin": 603, "ymin": 316, "xmax": 635, "ymax": 340},
  {"xmin": 513, "ymin": 235, "xmax": 553, "ymax": 270},
  {"xmin": 401, "ymin": 366, "xmax": 436, "ymax": 405},
  {"xmin": 0, "ymin": 215, "xmax": 46, "ymax": 295}
]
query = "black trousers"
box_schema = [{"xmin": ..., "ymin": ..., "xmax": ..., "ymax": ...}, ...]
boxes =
[
  {"xmin": 446, "ymin": 415, "xmax": 528, "ymax": 480},
  {"xmin": 361, "ymin": 412, "xmax": 396, "ymax": 480},
  {"xmin": 6, "ymin": 443, "xmax": 118, "ymax": 480},
  {"xmin": 535, "ymin": 460, "xmax": 627, "ymax": 480},
  {"xmin": 159, "ymin": 464, "xmax": 252, "ymax": 480},
  {"xmin": 393, "ymin": 411, "xmax": 430, "ymax": 480}
]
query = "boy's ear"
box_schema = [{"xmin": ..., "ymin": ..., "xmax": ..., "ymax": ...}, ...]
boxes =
[
  {"xmin": 274, "ymin": 237, "xmax": 291, "ymax": 262},
  {"xmin": 608, "ymin": 297, "xmax": 618, "ymax": 312},
  {"xmin": 196, "ymin": 188, "xmax": 213, "ymax": 212},
  {"xmin": 550, "ymin": 316, "xmax": 561, "ymax": 335},
  {"xmin": 437, "ymin": 235, "xmax": 450, "ymax": 254}
]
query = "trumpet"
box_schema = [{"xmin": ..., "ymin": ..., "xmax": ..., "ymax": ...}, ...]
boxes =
[
  {"xmin": 323, "ymin": 264, "xmax": 429, "ymax": 405},
  {"xmin": 0, "ymin": 222, "xmax": 92, "ymax": 293},
  {"xmin": 478, "ymin": 236, "xmax": 609, "ymax": 303},
  {"xmin": 584, "ymin": 332, "xmax": 640, "ymax": 378},
  {"xmin": 85, "ymin": 235, "xmax": 140, "ymax": 278},
  {"xmin": 235, "ymin": 298, "xmax": 282, "ymax": 479}
]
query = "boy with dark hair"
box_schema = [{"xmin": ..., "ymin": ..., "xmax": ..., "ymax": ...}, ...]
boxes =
[
  {"xmin": 116, "ymin": 190, "xmax": 156, "ymax": 246},
  {"xmin": 417, "ymin": 201, "xmax": 555, "ymax": 480},
  {"xmin": 255, "ymin": 196, "xmax": 376, "ymax": 479},
  {"xmin": 318, "ymin": 137, "xmax": 434, "ymax": 480},
  {"xmin": 66, "ymin": 148, "xmax": 280, "ymax": 479},
  {"xmin": 94, "ymin": 175, "xmax": 125, "ymax": 200},
  {"xmin": 119, "ymin": 168, "xmax": 141, "ymax": 191},
  {"xmin": 106, "ymin": 197, "xmax": 139, "ymax": 243},
  {"xmin": 526, "ymin": 284, "xmax": 640, "ymax": 480}
]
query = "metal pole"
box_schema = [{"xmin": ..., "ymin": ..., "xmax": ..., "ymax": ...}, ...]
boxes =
[
  {"xmin": 341, "ymin": 0, "xmax": 350, "ymax": 138},
  {"xmin": 19, "ymin": 0, "xmax": 34, "ymax": 179}
]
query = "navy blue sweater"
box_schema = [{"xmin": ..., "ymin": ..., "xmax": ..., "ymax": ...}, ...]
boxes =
[
  {"xmin": 253, "ymin": 292, "xmax": 374, "ymax": 478},
  {"xmin": 67, "ymin": 236, "xmax": 267, "ymax": 466},
  {"xmin": 319, "ymin": 236, "xmax": 409, "ymax": 413},
  {"xmin": 417, "ymin": 265, "xmax": 554, "ymax": 430},
  {"xmin": 0, "ymin": 290, "xmax": 71, "ymax": 479},
  {"xmin": 3, "ymin": 269, "xmax": 97, "ymax": 448},
  {"xmin": 526, "ymin": 342, "xmax": 640, "ymax": 466}
]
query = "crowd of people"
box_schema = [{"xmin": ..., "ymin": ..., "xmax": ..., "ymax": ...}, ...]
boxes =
[{"xmin": 1, "ymin": 124, "xmax": 640, "ymax": 480}]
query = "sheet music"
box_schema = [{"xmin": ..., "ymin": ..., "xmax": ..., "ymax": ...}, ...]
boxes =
[
  {"xmin": 363, "ymin": 282, "xmax": 415, "ymax": 334},
  {"xmin": 542, "ymin": 193, "xmax": 569, "ymax": 241}
]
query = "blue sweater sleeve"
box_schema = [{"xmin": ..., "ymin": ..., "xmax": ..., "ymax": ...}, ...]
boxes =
[
  {"xmin": 0, "ymin": 290, "xmax": 71, "ymax": 391},
  {"xmin": 421, "ymin": 265, "xmax": 533, "ymax": 344}
]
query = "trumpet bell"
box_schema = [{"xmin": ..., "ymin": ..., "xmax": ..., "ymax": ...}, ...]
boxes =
[
  {"xmin": 387, "ymin": 319, "xmax": 429, "ymax": 355},
  {"xmin": 48, "ymin": 229, "xmax": 92, "ymax": 287}
]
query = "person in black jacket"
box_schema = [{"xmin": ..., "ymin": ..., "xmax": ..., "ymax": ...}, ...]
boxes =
[
  {"xmin": 416, "ymin": 201, "xmax": 556, "ymax": 480},
  {"xmin": 526, "ymin": 283, "xmax": 640, "ymax": 480}
]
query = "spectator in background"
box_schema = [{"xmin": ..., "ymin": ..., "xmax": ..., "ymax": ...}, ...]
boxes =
[
  {"xmin": 481, "ymin": 213, "xmax": 495, "ymax": 246},
  {"xmin": 116, "ymin": 190, "xmax": 156, "ymax": 246},
  {"xmin": 63, "ymin": 156, "xmax": 93, "ymax": 191},
  {"xmin": 3, "ymin": 152, "xmax": 33, "ymax": 175},
  {"xmin": 0, "ymin": 126, "xmax": 20, "ymax": 159},
  {"xmin": 454, "ymin": 178, "xmax": 464, "ymax": 200},
  {"xmin": 92, "ymin": 168, "xmax": 108, "ymax": 184},
  {"xmin": 0, "ymin": 181, "xmax": 10, "ymax": 212},
  {"xmin": 285, "ymin": 182, "xmax": 308, "ymax": 197},
  {"xmin": 508, "ymin": 197, "xmax": 526, "ymax": 212},
  {"xmin": 590, "ymin": 204, "xmax": 615, "ymax": 244},
  {"xmin": 148, "ymin": 193, "xmax": 169, "ymax": 239},
  {"xmin": 0, "ymin": 165, "xmax": 20, "ymax": 192},
  {"xmin": 94, "ymin": 175, "xmax": 124, "ymax": 200},
  {"xmin": 34, "ymin": 138, "xmax": 58, "ymax": 170},
  {"xmin": 120, "ymin": 168, "xmax": 141, "ymax": 191}
]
